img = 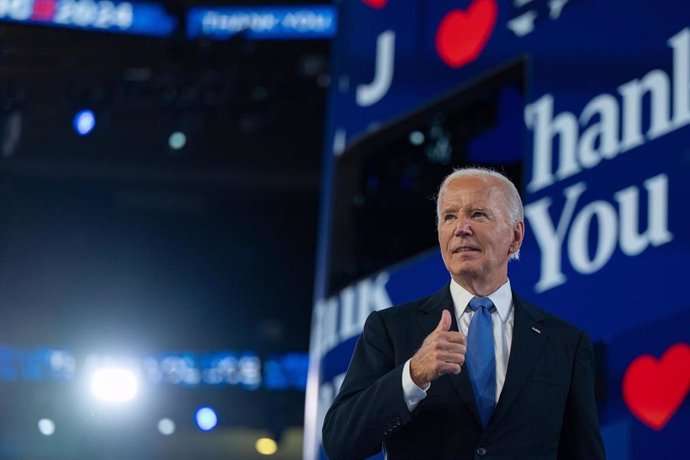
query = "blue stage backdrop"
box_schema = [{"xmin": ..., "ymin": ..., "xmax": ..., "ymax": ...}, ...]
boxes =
[{"xmin": 306, "ymin": 1, "xmax": 690, "ymax": 459}]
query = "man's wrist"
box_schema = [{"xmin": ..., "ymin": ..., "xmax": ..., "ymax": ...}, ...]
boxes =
[
  {"xmin": 408, "ymin": 358, "xmax": 430, "ymax": 388},
  {"xmin": 402, "ymin": 359, "xmax": 429, "ymax": 412}
]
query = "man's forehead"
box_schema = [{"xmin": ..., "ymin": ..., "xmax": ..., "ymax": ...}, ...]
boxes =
[
  {"xmin": 440, "ymin": 192, "xmax": 490, "ymax": 207},
  {"xmin": 440, "ymin": 177, "xmax": 504, "ymax": 203}
]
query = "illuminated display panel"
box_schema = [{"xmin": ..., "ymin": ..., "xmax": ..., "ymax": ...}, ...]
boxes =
[
  {"xmin": 187, "ymin": 5, "xmax": 336, "ymax": 40},
  {"xmin": 0, "ymin": 0, "xmax": 176, "ymax": 37},
  {"xmin": 0, "ymin": 345, "xmax": 307, "ymax": 390}
]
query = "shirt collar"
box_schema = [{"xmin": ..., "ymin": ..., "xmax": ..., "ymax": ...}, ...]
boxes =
[{"xmin": 449, "ymin": 278, "xmax": 513, "ymax": 324}]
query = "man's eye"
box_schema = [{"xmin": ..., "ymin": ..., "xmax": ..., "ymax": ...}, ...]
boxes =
[
  {"xmin": 443, "ymin": 214, "xmax": 455, "ymax": 222},
  {"xmin": 472, "ymin": 211, "xmax": 486, "ymax": 219}
]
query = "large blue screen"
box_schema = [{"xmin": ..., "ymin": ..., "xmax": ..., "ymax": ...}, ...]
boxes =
[{"xmin": 306, "ymin": 1, "xmax": 690, "ymax": 459}]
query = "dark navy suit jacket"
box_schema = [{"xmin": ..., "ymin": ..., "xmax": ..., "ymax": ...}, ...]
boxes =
[{"xmin": 322, "ymin": 284, "xmax": 605, "ymax": 460}]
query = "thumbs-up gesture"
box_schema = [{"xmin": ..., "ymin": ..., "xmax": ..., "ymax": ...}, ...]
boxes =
[{"xmin": 409, "ymin": 309, "xmax": 467, "ymax": 387}]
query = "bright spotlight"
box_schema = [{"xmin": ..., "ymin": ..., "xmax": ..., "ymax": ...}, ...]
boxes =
[
  {"xmin": 73, "ymin": 109, "xmax": 95, "ymax": 135},
  {"xmin": 195, "ymin": 406, "xmax": 217, "ymax": 432},
  {"xmin": 157, "ymin": 418, "xmax": 175, "ymax": 436},
  {"xmin": 168, "ymin": 131, "xmax": 186, "ymax": 150},
  {"xmin": 256, "ymin": 437, "xmax": 278, "ymax": 455},
  {"xmin": 38, "ymin": 418, "xmax": 56, "ymax": 436},
  {"xmin": 90, "ymin": 367, "xmax": 138, "ymax": 403}
]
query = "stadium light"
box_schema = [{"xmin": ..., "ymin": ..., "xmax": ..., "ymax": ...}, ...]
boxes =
[
  {"xmin": 157, "ymin": 418, "xmax": 175, "ymax": 436},
  {"xmin": 168, "ymin": 131, "xmax": 187, "ymax": 150},
  {"xmin": 73, "ymin": 109, "xmax": 96, "ymax": 136},
  {"xmin": 195, "ymin": 406, "xmax": 217, "ymax": 432},
  {"xmin": 256, "ymin": 437, "xmax": 278, "ymax": 455},
  {"xmin": 90, "ymin": 367, "xmax": 139, "ymax": 403},
  {"xmin": 38, "ymin": 418, "xmax": 56, "ymax": 436}
]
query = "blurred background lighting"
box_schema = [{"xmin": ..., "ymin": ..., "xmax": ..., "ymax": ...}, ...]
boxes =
[
  {"xmin": 168, "ymin": 131, "xmax": 186, "ymax": 150},
  {"xmin": 73, "ymin": 109, "xmax": 95, "ymax": 136},
  {"xmin": 157, "ymin": 418, "xmax": 175, "ymax": 436},
  {"xmin": 90, "ymin": 367, "xmax": 138, "ymax": 402},
  {"xmin": 195, "ymin": 406, "xmax": 217, "ymax": 432},
  {"xmin": 37, "ymin": 418, "xmax": 55, "ymax": 436},
  {"xmin": 255, "ymin": 437, "xmax": 278, "ymax": 455},
  {"xmin": 408, "ymin": 130, "xmax": 425, "ymax": 146}
]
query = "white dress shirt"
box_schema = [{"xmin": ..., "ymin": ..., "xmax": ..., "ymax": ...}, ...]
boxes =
[{"xmin": 402, "ymin": 279, "xmax": 515, "ymax": 412}]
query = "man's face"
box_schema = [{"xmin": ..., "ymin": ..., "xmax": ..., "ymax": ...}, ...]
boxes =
[{"xmin": 437, "ymin": 175, "xmax": 524, "ymax": 292}]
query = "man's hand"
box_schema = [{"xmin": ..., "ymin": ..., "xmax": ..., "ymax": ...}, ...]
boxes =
[{"xmin": 409, "ymin": 309, "xmax": 467, "ymax": 388}]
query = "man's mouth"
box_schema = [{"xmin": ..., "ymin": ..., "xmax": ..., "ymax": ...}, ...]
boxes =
[{"xmin": 453, "ymin": 246, "xmax": 480, "ymax": 253}]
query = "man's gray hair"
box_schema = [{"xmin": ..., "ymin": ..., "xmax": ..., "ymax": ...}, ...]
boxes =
[{"xmin": 436, "ymin": 167, "xmax": 524, "ymax": 260}]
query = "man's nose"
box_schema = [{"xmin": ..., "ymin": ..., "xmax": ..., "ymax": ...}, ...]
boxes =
[{"xmin": 454, "ymin": 217, "xmax": 472, "ymax": 236}]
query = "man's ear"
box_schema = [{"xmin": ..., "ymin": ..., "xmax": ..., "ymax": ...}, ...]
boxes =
[{"xmin": 509, "ymin": 220, "xmax": 525, "ymax": 254}]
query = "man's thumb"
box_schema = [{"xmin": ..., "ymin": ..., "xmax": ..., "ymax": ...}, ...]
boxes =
[{"xmin": 436, "ymin": 309, "xmax": 452, "ymax": 331}]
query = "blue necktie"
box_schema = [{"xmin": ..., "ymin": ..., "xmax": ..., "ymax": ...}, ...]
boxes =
[{"xmin": 466, "ymin": 296, "xmax": 496, "ymax": 428}]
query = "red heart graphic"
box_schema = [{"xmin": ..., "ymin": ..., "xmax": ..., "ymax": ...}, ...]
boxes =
[
  {"xmin": 362, "ymin": 0, "xmax": 388, "ymax": 10},
  {"xmin": 622, "ymin": 342, "xmax": 690, "ymax": 430},
  {"xmin": 435, "ymin": 0, "xmax": 498, "ymax": 69}
]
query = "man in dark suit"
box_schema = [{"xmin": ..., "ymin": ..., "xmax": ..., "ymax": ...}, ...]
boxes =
[{"xmin": 322, "ymin": 168, "xmax": 605, "ymax": 460}]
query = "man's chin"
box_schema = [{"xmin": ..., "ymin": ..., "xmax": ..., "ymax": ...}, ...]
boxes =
[
  {"xmin": 450, "ymin": 265, "xmax": 481, "ymax": 280},
  {"xmin": 451, "ymin": 254, "xmax": 482, "ymax": 266},
  {"xmin": 442, "ymin": 256, "xmax": 483, "ymax": 278}
]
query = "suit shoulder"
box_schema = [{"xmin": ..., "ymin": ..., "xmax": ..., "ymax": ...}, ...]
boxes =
[
  {"xmin": 373, "ymin": 287, "xmax": 445, "ymax": 322},
  {"xmin": 373, "ymin": 295, "xmax": 428, "ymax": 321},
  {"xmin": 515, "ymin": 293, "xmax": 586, "ymax": 335}
]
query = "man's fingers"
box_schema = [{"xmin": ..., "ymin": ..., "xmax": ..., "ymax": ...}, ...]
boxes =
[
  {"xmin": 435, "ymin": 309, "xmax": 452, "ymax": 332},
  {"xmin": 414, "ymin": 311, "xmax": 465, "ymax": 384},
  {"xmin": 437, "ymin": 351, "xmax": 466, "ymax": 365},
  {"xmin": 438, "ymin": 362, "xmax": 462, "ymax": 376},
  {"xmin": 438, "ymin": 343, "xmax": 466, "ymax": 355},
  {"xmin": 443, "ymin": 331, "xmax": 467, "ymax": 345}
]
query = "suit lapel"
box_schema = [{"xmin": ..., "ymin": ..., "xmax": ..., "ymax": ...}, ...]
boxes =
[
  {"xmin": 490, "ymin": 292, "xmax": 548, "ymax": 425},
  {"xmin": 417, "ymin": 284, "xmax": 483, "ymax": 428}
]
